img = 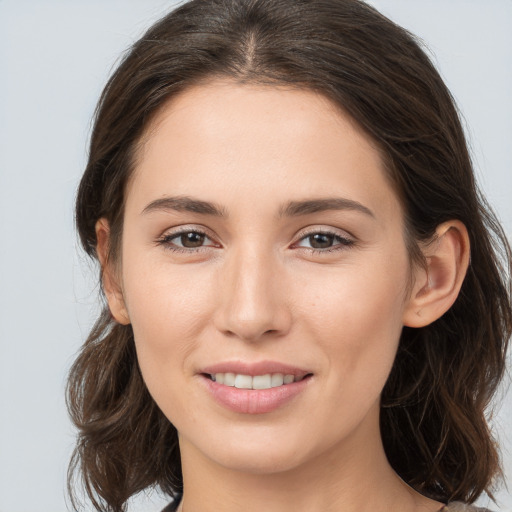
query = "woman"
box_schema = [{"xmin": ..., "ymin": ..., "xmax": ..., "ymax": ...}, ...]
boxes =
[{"xmin": 67, "ymin": 1, "xmax": 512, "ymax": 511}]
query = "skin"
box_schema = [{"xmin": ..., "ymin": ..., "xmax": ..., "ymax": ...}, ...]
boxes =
[{"xmin": 97, "ymin": 80, "xmax": 470, "ymax": 512}]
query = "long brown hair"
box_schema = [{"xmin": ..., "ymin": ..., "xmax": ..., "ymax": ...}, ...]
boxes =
[{"xmin": 68, "ymin": 1, "xmax": 512, "ymax": 510}]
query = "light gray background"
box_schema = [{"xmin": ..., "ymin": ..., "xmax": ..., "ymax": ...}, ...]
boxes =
[{"xmin": 0, "ymin": 1, "xmax": 510, "ymax": 511}]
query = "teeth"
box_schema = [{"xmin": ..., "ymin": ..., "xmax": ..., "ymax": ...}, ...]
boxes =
[
  {"xmin": 253, "ymin": 374, "xmax": 272, "ymax": 389},
  {"xmin": 284, "ymin": 374, "xmax": 294, "ymax": 384},
  {"xmin": 271, "ymin": 373, "xmax": 284, "ymax": 387},
  {"xmin": 224, "ymin": 372, "xmax": 236, "ymax": 386},
  {"xmin": 211, "ymin": 372, "xmax": 300, "ymax": 390},
  {"xmin": 234, "ymin": 374, "xmax": 252, "ymax": 389}
]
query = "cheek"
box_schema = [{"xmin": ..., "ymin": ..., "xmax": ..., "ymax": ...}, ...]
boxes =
[
  {"xmin": 299, "ymin": 255, "xmax": 408, "ymax": 399},
  {"xmin": 120, "ymin": 251, "xmax": 216, "ymax": 378},
  {"xmin": 300, "ymin": 255, "xmax": 408, "ymax": 339}
]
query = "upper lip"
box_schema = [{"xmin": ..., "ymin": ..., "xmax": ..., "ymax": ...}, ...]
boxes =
[{"xmin": 200, "ymin": 360, "xmax": 312, "ymax": 379}]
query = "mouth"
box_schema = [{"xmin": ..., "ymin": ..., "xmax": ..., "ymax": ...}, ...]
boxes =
[
  {"xmin": 198, "ymin": 362, "xmax": 313, "ymax": 414},
  {"xmin": 203, "ymin": 372, "xmax": 311, "ymax": 390}
]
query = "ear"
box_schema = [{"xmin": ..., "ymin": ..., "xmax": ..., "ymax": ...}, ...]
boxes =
[
  {"xmin": 403, "ymin": 220, "xmax": 470, "ymax": 328},
  {"xmin": 95, "ymin": 218, "xmax": 130, "ymax": 325}
]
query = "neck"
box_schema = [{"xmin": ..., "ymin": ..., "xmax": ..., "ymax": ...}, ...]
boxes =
[{"xmin": 177, "ymin": 406, "xmax": 442, "ymax": 512}]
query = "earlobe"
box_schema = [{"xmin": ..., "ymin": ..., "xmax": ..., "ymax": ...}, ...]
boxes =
[
  {"xmin": 95, "ymin": 219, "xmax": 131, "ymax": 325},
  {"xmin": 403, "ymin": 220, "xmax": 470, "ymax": 328}
]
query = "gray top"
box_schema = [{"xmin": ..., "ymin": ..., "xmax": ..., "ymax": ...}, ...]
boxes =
[
  {"xmin": 442, "ymin": 503, "xmax": 493, "ymax": 512},
  {"xmin": 163, "ymin": 499, "xmax": 493, "ymax": 511}
]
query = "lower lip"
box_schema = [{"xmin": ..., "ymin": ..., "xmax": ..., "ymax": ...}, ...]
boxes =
[{"xmin": 201, "ymin": 375, "xmax": 311, "ymax": 414}]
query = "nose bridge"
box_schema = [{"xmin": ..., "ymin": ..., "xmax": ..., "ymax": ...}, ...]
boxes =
[{"xmin": 214, "ymin": 241, "xmax": 290, "ymax": 341}]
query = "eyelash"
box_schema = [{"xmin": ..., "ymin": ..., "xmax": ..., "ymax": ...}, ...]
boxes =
[
  {"xmin": 295, "ymin": 230, "xmax": 355, "ymax": 254},
  {"xmin": 155, "ymin": 228, "xmax": 355, "ymax": 255},
  {"xmin": 155, "ymin": 228, "xmax": 216, "ymax": 254}
]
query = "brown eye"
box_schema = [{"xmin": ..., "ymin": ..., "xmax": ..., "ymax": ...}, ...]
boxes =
[
  {"xmin": 308, "ymin": 233, "xmax": 335, "ymax": 249},
  {"xmin": 157, "ymin": 229, "xmax": 217, "ymax": 253},
  {"xmin": 180, "ymin": 232, "xmax": 206, "ymax": 248},
  {"xmin": 295, "ymin": 230, "xmax": 354, "ymax": 253}
]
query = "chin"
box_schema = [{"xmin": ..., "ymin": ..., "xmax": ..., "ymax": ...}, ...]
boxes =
[
  {"xmin": 187, "ymin": 425, "xmax": 315, "ymax": 475},
  {"xmin": 216, "ymin": 446, "xmax": 309, "ymax": 475}
]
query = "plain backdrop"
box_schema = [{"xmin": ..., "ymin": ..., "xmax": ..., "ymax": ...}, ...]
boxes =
[{"xmin": 0, "ymin": 1, "xmax": 511, "ymax": 511}]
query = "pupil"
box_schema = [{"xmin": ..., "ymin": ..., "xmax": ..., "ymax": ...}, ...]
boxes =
[
  {"xmin": 181, "ymin": 232, "xmax": 205, "ymax": 248},
  {"xmin": 310, "ymin": 233, "xmax": 333, "ymax": 249}
]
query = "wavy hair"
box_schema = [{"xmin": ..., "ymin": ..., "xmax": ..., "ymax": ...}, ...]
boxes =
[{"xmin": 68, "ymin": 0, "xmax": 512, "ymax": 510}]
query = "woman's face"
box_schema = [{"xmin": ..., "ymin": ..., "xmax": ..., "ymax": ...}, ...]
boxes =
[{"xmin": 114, "ymin": 81, "xmax": 418, "ymax": 474}]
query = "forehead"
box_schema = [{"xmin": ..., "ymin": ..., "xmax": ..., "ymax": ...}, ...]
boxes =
[
  {"xmin": 128, "ymin": 80, "xmax": 402, "ymax": 225},
  {"xmin": 139, "ymin": 80, "xmax": 376, "ymax": 165}
]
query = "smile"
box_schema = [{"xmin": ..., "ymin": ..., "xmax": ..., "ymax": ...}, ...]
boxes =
[
  {"xmin": 200, "ymin": 363, "xmax": 313, "ymax": 414},
  {"xmin": 209, "ymin": 372, "xmax": 304, "ymax": 390}
]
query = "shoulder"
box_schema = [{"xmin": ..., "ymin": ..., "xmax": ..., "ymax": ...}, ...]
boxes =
[{"xmin": 442, "ymin": 502, "xmax": 494, "ymax": 512}]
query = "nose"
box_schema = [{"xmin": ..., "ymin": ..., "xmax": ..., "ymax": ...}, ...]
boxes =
[{"xmin": 213, "ymin": 245, "xmax": 292, "ymax": 342}]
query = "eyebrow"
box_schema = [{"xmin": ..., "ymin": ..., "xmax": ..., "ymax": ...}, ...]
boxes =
[
  {"xmin": 141, "ymin": 195, "xmax": 374, "ymax": 219},
  {"xmin": 279, "ymin": 197, "xmax": 374, "ymax": 218},
  {"xmin": 142, "ymin": 196, "xmax": 228, "ymax": 217}
]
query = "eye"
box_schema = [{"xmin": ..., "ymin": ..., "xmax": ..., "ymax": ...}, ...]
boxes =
[
  {"xmin": 174, "ymin": 231, "xmax": 209, "ymax": 248},
  {"xmin": 295, "ymin": 230, "xmax": 354, "ymax": 253},
  {"xmin": 156, "ymin": 228, "xmax": 218, "ymax": 253}
]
